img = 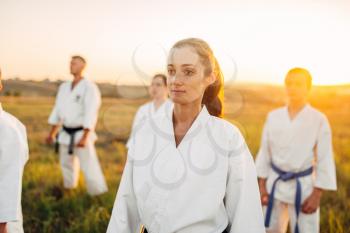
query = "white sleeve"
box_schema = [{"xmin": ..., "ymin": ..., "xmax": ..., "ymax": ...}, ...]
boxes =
[
  {"xmin": 131, "ymin": 105, "xmax": 147, "ymax": 133},
  {"xmin": 107, "ymin": 158, "xmax": 141, "ymax": 233},
  {"xmin": 314, "ymin": 115, "xmax": 337, "ymax": 190},
  {"xmin": 224, "ymin": 132, "xmax": 265, "ymax": 233},
  {"xmin": 0, "ymin": 128, "xmax": 26, "ymax": 223},
  {"xmin": 83, "ymin": 84, "xmax": 101, "ymax": 130},
  {"xmin": 17, "ymin": 122, "xmax": 29, "ymax": 164},
  {"xmin": 48, "ymin": 84, "xmax": 63, "ymax": 125},
  {"xmin": 126, "ymin": 106, "xmax": 145, "ymax": 149},
  {"xmin": 255, "ymin": 114, "xmax": 271, "ymax": 178}
]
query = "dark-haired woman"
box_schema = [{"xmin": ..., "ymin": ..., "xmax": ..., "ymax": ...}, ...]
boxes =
[
  {"xmin": 107, "ymin": 38, "xmax": 265, "ymax": 233},
  {"xmin": 126, "ymin": 74, "xmax": 172, "ymax": 149}
]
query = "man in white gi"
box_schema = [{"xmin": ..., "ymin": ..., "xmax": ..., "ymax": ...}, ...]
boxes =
[
  {"xmin": 256, "ymin": 67, "xmax": 337, "ymax": 233},
  {"xmin": 0, "ymin": 68, "xmax": 29, "ymax": 233},
  {"xmin": 46, "ymin": 56, "xmax": 108, "ymax": 196}
]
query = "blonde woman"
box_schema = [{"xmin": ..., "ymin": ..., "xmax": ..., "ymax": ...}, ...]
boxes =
[{"xmin": 107, "ymin": 38, "xmax": 265, "ymax": 233}]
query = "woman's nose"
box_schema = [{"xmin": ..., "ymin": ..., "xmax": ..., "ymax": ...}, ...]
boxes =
[{"xmin": 169, "ymin": 75, "xmax": 182, "ymax": 85}]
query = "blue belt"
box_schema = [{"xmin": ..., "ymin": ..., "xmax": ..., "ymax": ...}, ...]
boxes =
[{"xmin": 265, "ymin": 162, "xmax": 313, "ymax": 233}]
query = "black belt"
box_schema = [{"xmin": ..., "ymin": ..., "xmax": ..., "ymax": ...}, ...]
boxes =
[
  {"xmin": 142, "ymin": 227, "xmax": 228, "ymax": 233},
  {"xmin": 55, "ymin": 126, "xmax": 84, "ymax": 155}
]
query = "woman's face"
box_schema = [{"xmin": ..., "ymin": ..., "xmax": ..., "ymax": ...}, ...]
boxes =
[
  {"xmin": 167, "ymin": 46, "xmax": 215, "ymax": 105},
  {"xmin": 149, "ymin": 76, "xmax": 168, "ymax": 100}
]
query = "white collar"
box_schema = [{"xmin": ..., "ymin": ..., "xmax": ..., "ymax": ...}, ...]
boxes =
[
  {"xmin": 152, "ymin": 99, "xmax": 171, "ymax": 113},
  {"xmin": 70, "ymin": 77, "xmax": 86, "ymax": 90},
  {"xmin": 166, "ymin": 104, "xmax": 211, "ymax": 125},
  {"xmin": 285, "ymin": 103, "xmax": 310, "ymax": 122},
  {"xmin": 148, "ymin": 104, "xmax": 211, "ymax": 145},
  {"xmin": 168, "ymin": 104, "xmax": 211, "ymax": 148}
]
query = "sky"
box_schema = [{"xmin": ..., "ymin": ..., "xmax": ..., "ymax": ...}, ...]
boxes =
[{"xmin": 0, "ymin": 0, "xmax": 349, "ymax": 85}]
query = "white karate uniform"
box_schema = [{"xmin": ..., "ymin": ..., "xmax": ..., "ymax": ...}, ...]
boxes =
[
  {"xmin": 255, "ymin": 104, "xmax": 337, "ymax": 233},
  {"xmin": 126, "ymin": 99, "xmax": 173, "ymax": 149},
  {"xmin": 0, "ymin": 103, "xmax": 29, "ymax": 233},
  {"xmin": 107, "ymin": 105, "xmax": 265, "ymax": 233},
  {"xmin": 48, "ymin": 78, "xmax": 108, "ymax": 196}
]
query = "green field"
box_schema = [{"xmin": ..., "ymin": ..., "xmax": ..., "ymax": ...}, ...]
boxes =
[{"xmin": 1, "ymin": 85, "xmax": 349, "ymax": 233}]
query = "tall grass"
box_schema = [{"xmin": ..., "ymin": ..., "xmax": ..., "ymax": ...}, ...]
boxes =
[{"xmin": 1, "ymin": 85, "xmax": 349, "ymax": 233}]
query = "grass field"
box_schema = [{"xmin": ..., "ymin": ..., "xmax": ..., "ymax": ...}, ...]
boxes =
[{"xmin": 1, "ymin": 84, "xmax": 349, "ymax": 233}]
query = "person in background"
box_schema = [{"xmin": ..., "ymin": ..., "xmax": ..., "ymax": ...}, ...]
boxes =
[
  {"xmin": 0, "ymin": 68, "xmax": 29, "ymax": 233},
  {"xmin": 45, "ymin": 56, "xmax": 108, "ymax": 196},
  {"xmin": 126, "ymin": 73, "xmax": 172, "ymax": 149},
  {"xmin": 256, "ymin": 67, "xmax": 337, "ymax": 233}
]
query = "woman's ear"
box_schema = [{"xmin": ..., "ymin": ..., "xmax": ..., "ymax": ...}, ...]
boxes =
[{"xmin": 205, "ymin": 72, "xmax": 216, "ymax": 86}]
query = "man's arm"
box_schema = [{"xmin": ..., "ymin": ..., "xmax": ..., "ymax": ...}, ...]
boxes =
[
  {"xmin": 0, "ymin": 223, "xmax": 7, "ymax": 233},
  {"xmin": 77, "ymin": 128, "xmax": 90, "ymax": 147},
  {"xmin": 302, "ymin": 115, "xmax": 336, "ymax": 214},
  {"xmin": 46, "ymin": 125, "xmax": 60, "ymax": 144},
  {"xmin": 258, "ymin": 178, "xmax": 269, "ymax": 205},
  {"xmin": 255, "ymin": 115, "xmax": 272, "ymax": 205},
  {"xmin": 301, "ymin": 187, "xmax": 323, "ymax": 214},
  {"xmin": 77, "ymin": 83, "xmax": 101, "ymax": 148},
  {"xmin": 314, "ymin": 116, "xmax": 337, "ymax": 190}
]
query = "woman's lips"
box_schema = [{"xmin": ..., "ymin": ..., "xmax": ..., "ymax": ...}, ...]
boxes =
[{"xmin": 171, "ymin": 90, "xmax": 186, "ymax": 94}]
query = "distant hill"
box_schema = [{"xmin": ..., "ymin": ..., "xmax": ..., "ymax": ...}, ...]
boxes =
[
  {"xmin": 1, "ymin": 79, "xmax": 149, "ymax": 98},
  {"xmin": 1, "ymin": 79, "xmax": 349, "ymax": 103}
]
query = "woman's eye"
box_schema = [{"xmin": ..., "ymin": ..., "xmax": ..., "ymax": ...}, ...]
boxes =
[
  {"xmin": 168, "ymin": 69, "xmax": 175, "ymax": 75},
  {"xmin": 184, "ymin": 70, "xmax": 194, "ymax": 76}
]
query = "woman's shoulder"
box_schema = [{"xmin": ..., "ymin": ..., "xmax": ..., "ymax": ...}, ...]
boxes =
[
  {"xmin": 208, "ymin": 115, "xmax": 243, "ymax": 139},
  {"xmin": 139, "ymin": 101, "xmax": 153, "ymax": 110},
  {"xmin": 134, "ymin": 101, "xmax": 153, "ymax": 118},
  {"xmin": 205, "ymin": 115, "xmax": 248, "ymax": 156}
]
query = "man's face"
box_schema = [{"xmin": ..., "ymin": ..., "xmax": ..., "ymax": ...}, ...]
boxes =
[
  {"xmin": 70, "ymin": 58, "xmax": 85, "ymax": 75},
  {"xmin": 285, "ymin": 72, "xmax": 310, "ymax": 104}
]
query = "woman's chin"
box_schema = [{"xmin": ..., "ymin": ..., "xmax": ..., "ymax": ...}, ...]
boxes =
[{"xmin": 170, "ymin": 96, "xmax": 187, "ymax": 105}]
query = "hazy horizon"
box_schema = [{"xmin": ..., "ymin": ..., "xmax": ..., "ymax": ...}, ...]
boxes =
[
  {"xmin": 3, "ymin": 76, "xmax": 350, "ymax": 88},
  {"xmin": 1, "ymin": 0, "xmax": 349, "ymax": 85}
]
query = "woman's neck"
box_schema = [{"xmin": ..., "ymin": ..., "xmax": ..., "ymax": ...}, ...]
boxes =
[
  {"xmin": 172, "ymin": 101, "xmax": 202, "ymax": 147},
  {"xmin": 173, "ymin": 101, "xmax": 202, "ymax": 124}
]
